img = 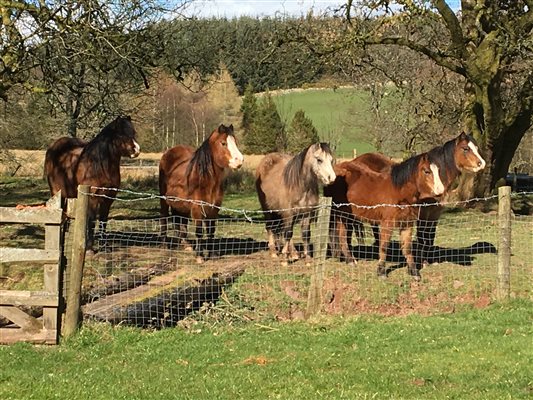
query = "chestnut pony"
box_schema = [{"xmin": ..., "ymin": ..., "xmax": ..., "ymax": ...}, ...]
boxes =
[
  {"xmin": 44, "ymin": 116, "xmax": 141, "ymax": 251},
  {"xmin": 255, "ymin": 143, "xmax": 336, "ymax": 266},
  {"xmin": 342, "ymin": 133, "xmax": 486, "ymax": 263},
  {"xmin": 159, "ymin": 124, "xmax": 244, "ymax": 263},
  {"xmin": 324, "ymin": 152, "xmax": 445, "ymax": 280}
]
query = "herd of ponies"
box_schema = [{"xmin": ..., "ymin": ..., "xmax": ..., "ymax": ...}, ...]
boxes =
[{"xmin": 44, "ymin": 116, "xmax": 486, "ymax": 280}]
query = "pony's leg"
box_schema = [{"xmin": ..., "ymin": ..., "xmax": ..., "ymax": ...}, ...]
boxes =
[
  {"xmin": 371, "ymin": 223, "xmax": 380, "ymax": 247},
  {"xmin": 193, "ymin": 218, "xmax": 204, "ymax": 264},
  {"xmin": 400, "ymin": 226, "xmax": 420, "ymax": 280},
  {"xmin": 160, "ymin": 199, "xmax": 169, "ymax": 237},
  {"xmin": 376, "ymin": 224, "xmax": 392, "ymax": 278},
  {"xmin": 328, "ymin": 209, "xmax": 339, "ymax": 259},
  {"xmin": 175, "ymin": 215, "xmax": 192, "ymax": 251},
  {"xmin": 265, "ymin": 217, "xmax": 278, "ymax": 258},
  {"xmin": 338, "ymin": 216, "xmax": 356, "ymax": 265},
  {"xmin": 205, "ymin": 218, "xmax": 218, "ymax": 259},
  {"xmin": 301, "ymin": 216, "xmax": 312, "ymax": 266},
  {"xmin": 281, "ymin": 217, "xmax": 297, "ymax": 265},
  {"xmin": 416, "ymin": 217, "xmax": 438, "ymax": 266}
]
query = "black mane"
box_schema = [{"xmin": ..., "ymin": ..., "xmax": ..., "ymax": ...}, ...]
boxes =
[
  {"xmin": 81, "ymin": 116, "xmax": 134, "ymax": 177},
  {"xmin": 390, "ymin": 154, "xmax": 423, "ymax": 188},
  {"xmin": 426, "ymin": 137, "xmax": 460, "ymax": 184}
]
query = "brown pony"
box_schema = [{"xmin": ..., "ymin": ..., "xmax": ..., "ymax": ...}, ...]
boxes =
[
  {"xmin": 255, "ymin": 143, "xmax": 336, "ymax": 266},
  {"xmin": 44, "ymin": 116, "xmax": 140, "ymax": 250},
  {"xmin": 340, "ymin": 133, "xmax": 486, "ymax": 263},
  {"xmin": 324, "ymin": 152, "xmax": 445, "ymax": 280},
  {"xmin": 159, "ymin": 124, "xmax": 244, "ymax": 263}
]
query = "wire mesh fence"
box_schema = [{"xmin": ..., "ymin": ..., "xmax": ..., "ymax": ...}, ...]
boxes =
[{"xmin": 62, "ymin": 189, "xmax": 533, "ymax": 328}]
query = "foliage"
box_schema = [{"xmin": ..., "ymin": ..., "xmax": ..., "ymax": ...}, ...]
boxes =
[
  {"xmin": 302, "ymin": 0, "xmax": 533, "ymax": 196},
  {"xmin": 244, "ymin": 91, "xmax": 286, "ymax": 154},
  {"xmin": 285, "ymin": 109, "xmax": 320, "ymax": 154}
]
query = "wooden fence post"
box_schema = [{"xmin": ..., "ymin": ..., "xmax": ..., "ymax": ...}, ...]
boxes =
[
  {"xmin": 306, "ymin": 197, "xmax": 332, "ymax": 318},
  {"xmin": 496, "ymin": 185, "xmax": 511, "ymax": 300},
  {"xmin": 63, "ymin": 185, "xmax": 89, "ymax": 337}
]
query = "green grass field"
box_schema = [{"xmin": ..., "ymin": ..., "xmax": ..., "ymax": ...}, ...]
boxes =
[
  {"xmin": 0, "ymin": 300, "xmax": 532, "ymax": 400},
  {"xmin": 1, "ymin": 177, "xmax": 532, "ymax": 399},
  {"xmin": 272, "ymin": 87, "xmax": 375, "ymax": 158}
]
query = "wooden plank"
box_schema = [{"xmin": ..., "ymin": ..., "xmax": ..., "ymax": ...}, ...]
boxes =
[
  {"xmin": 0, "ymin": 206, "xmax": 62, "ymax": 224},
  {"xmin": 0, "ymin": 248, "xmax": 59, "ymax": 263},
  {"xmin": 0, "ymin": 290, "xmax": 59, "ymax": 307},
  {"xmin": 0, "ymin": 328, "xmax": 57, "ymax": 345},
  {"xmin": 0, "ymin": 306, "xmax": 42, "ymax": 332},
  {"xmin": 44, "ymin": 212, "xmax": 61, "ymax": 333}
]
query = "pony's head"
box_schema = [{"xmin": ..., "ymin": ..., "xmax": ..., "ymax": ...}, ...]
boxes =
[
  {"xmin": 454, "ymin": 132, "xmax": 485, "ymax": 173},
  {"xmin": 416, "ymin": 154, "xmax": 445, "ymax": 198},
  {"xmin": 107, "ymin": 115, "xmax": 140, "ymax": 159},
  {"xmin": 209, "ymin": 124, "xmax": 244, "ymax": 170},
  {"xmin": 307, "ymin": 142, "xmax": 336, "ymax": 186}
]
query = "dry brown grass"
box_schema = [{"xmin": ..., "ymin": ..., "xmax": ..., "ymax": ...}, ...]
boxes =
[{"xmin": 1, "ymin": 150, "xmax": 265, "ymax": 179}]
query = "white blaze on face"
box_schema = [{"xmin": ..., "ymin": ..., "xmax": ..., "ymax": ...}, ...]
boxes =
[
  {"xmin": 468, "ymin": 141, "xmax": 486, "ymax": 172},
  {"xmin": 430, "ymin": 163, "xmax": 445, "ymax": 196},
  {"xmin": 131, "ymin": 139, "xmax": 141, "ymax": 158},
  {"xmin": 227, "ymin": 135, "xmax": 244, "ymax": 169}
]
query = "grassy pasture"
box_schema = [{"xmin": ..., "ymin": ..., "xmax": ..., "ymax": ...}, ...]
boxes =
[
  {"xmin": 272, "ymin": 87, "xmax": 375, "ymax": 157},
  {"xmin": 1, "ymin": 177, "xmax": 532, "ymax": 399},
  {"xmin": 0, "ymin": 301, "xmax": 532, "ymax": 399}
]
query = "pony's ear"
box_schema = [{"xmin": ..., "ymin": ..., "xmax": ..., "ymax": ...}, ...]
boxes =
[
  {"xmin": 218, "ymin": 124, "xmax": 227, "ymax": 133},
  {"xmin": 458, "ymin": 131, "xmax": 468, "ymax": 141},
  {"xmin": 228, "ymin": 124, "xmax": 234, "ymax": 132},
  {"xmin": 421, "ymin": 153, "xmax": 429, "ymax": 162}
]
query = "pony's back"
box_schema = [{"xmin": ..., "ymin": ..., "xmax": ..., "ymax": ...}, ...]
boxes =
[{"xmin": 44, "ymin": 136, "xmax": 86, "ymax": 198}]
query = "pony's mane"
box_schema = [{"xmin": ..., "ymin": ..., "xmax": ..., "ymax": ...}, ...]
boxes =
[
  {"xmin": 186, "ymin": 127, "xmax": 235, "ymax": 180},
  {"xmin": 390, "ymin": 154, "xmax": 424, "ymax": 188},
  {"xmin": 283, "ymin": 143, "xmax": 332, "ymax": 188},
  {"xmin": 81, "ymin": 117, "xmax": 132, "ymax": 177},
  {"xmin": 426, "ymin": 137, "xmax": 460, "ymax": 184}
]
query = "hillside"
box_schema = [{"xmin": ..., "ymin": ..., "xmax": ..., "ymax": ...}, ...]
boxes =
[{"xmin": 271, "ymin": 87, "xmax": 375, "ymax": 158}]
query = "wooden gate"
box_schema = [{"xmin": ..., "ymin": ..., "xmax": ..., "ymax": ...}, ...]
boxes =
[{"xmin": 0, "ymin": 192, "xmax": 63, "ymax": 344}]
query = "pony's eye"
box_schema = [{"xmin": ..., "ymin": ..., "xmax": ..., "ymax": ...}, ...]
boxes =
[
  {"xmin": 463, "ymin": 147, "xmax": 470, "ymax": 153},
  {"xmin": 221, "ymin": 141, "xmax": 227, "ymax": 147},
  {"xmin": 424, "ymin": 169, "xmax": 431, "ymax": 175},
  {"xmin": 316, "ymin": 158, "xmax": 323, "ymax": 164}
]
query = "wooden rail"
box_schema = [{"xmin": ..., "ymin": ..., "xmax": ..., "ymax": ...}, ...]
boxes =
[{"xmin": 0, "ymin": 192, "xmax": 63, "ymax": 344}]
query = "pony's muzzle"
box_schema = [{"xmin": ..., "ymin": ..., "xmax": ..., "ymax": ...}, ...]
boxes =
[{"xmin": 229, "ymin": 156, "xmax": 244, "ymax": 170}]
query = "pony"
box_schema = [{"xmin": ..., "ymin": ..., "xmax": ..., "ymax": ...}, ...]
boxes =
[
  {"xmin": 255, "ymin": 143, "xmax": 336, "ymax": 266},
  {"xmin": 44, "ymin": 116, "xmax": 140, "ymax": 251},
  {"xmin": 158, "ymin": 124, "xmax": 244, "ymax": 263},
  {"xmin": 338, "ymin": 133, "xmax": 486, "ymax": 263},
  {"xmin": 416, "ymin": 132, "xmax": 485, "ymax": 262},
  {"xmin": 324, "ymin": 152, "xmax": 445, "ymax": 280}
]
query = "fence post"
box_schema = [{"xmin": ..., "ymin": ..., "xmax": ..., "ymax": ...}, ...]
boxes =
[
  {"xmin": 63, "ymin": 185, "xmax": 89, "ymax": 337},
  {"xmin": 306, "ymin": 197, "xmax": 332, "ymax": 318},
  {"xmin": 496, "ymin": 185, "xmax": 511, "ymax": 300}
]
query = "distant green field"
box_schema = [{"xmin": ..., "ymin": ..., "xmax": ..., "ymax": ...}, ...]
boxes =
[{"xmin": 272, "ymin": 87, "xmax": 375, "ymax": 158}]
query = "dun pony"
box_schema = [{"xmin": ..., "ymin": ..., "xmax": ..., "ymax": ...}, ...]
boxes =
[{"xmin": 255, "ymin": 143, "xmax": 336, "ymax": 266}]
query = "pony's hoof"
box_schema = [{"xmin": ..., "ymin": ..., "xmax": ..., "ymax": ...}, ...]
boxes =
[
  {"xmin": 196, "ymin": 256, "xmax": 204, "ymax": 264},
  {"xmin": 289, "ymin": 254, "xmax": 300, "ymax": 261},
  {"xmin": 377, "ymin": 273, "xmax": 388, "ymax": 280},
  {"xmin": 184, "ymin": 245, "xmax": 194, "ymax": 252},
  {"xmin": 270, "ymin": 252, "xmax": 279, "ymax": 259},
  {"xmin": 280, "ymin": 260, "xmax": 289, "ymax": 267},
  {"xmin": 85, "ymin": 249, "xmax": 95, "ymax": 257},
  {"xmin": 410, "ymin": 274, "xmax": 422, "ymax": 282}
]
